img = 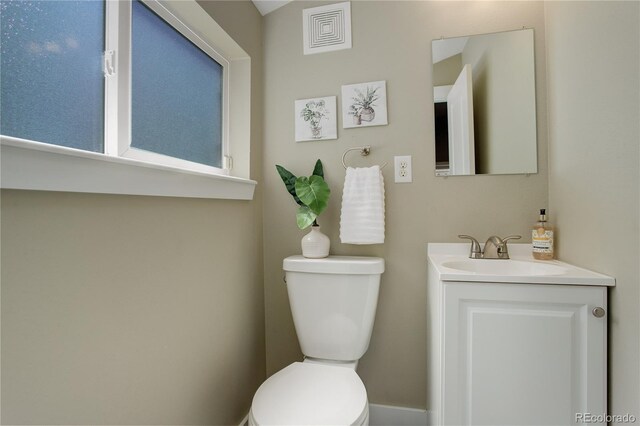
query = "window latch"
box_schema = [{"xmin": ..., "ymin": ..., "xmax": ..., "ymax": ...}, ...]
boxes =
[
  {"xmin": 224, "ymin": 155, "xmax": 233, "ymax": 170},
  {"xmin": 103, "ymin": 50, "xmax": 116, "ymax": 77}
]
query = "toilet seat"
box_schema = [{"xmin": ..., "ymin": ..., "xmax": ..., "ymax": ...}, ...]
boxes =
[{"xmin": 249, "ymin": 362, "xmax": 369, "ymax": 426}]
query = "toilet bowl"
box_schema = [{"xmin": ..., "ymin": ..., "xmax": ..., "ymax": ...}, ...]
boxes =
[
  {"xmin": 249, "ymin": 256, "xmax": 384, "ymax": 426},
  {"xmin": 249, "ymin": 362, "xmax": 369, "ymax": 426}
]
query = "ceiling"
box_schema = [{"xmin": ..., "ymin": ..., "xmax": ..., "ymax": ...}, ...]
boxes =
[
  {"xmin": 432, "ymin": 36, "xmax": 469, "ymax": 64},
  {"xmin": 251, "ymin": 0, "xmax": 293, "ymax": 16}
]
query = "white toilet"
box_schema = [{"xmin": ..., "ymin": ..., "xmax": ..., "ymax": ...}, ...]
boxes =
[{"xmin": 249, "ymin": 255, "xmax": 385, "ymax": 426}]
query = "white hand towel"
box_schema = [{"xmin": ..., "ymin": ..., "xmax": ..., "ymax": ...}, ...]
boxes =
[{"xmin": 340, "ymin": 165, "xmax": 385, "ymax": 244}]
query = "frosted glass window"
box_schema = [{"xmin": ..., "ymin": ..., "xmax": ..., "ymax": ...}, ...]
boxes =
[
  {"xmin": 0, "ymin": 0, "xmax": 105, "ymax": 152},
  {"xmin": 131, "ymin": 1, "xmax": 223, "ymax": 169}
]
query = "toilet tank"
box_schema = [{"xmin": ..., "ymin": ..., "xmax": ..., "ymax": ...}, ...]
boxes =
[{"xmin": 283, "ymin": 255, "xmax": 385, "ymax": 362}]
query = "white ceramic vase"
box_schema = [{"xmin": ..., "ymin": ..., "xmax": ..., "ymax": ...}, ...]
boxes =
[{"xmin": 301, "ymin": 225, "xmax": 330, "ymax": 258}]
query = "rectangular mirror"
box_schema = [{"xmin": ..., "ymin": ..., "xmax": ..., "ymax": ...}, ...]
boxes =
[{"xmin": 432, "ymin": 29, "xmax": 537, "ymax": 176}]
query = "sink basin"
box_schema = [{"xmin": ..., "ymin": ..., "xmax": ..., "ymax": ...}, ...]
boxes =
[
  {"xmin": 428, "ymin": 243, "xmax": 615, "ymax": 286},
  {"xmin": 441, "ymin": 259, "xmax": 568, "ymax": 276}
]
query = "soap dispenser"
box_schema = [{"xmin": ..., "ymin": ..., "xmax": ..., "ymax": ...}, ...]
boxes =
[{"xmin": 532, "ymin": 208, "xmax": 554, "ymax": 260}]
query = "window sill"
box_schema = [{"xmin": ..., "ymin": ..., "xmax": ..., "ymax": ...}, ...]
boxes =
[{"xmin": 1, "ymin": 137, "xmax": 256, "ymax": 200}]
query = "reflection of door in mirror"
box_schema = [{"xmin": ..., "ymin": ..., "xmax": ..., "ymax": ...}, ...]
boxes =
[
  {"xmin": 432, "ymin": 29, "xmax": 538, "ymax": 176},
  {"xmin": 433, "ymin": 65, "xmax": 476, "ymax": 176},
  {"xmin": 447, "ymin": 64, "xmax": 475, "ymax": 175},
  {"xmin": 434, "ymin": 86, "xmax": 451, "ymax": 175},
  {"xmin": 434, "ymin": 102, "xmax": 449, "ymax": 175}
]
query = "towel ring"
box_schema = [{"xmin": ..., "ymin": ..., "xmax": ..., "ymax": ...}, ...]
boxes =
[{"xmin": 341, "ymin": 146, "xmax": 388, "ymax": 169}]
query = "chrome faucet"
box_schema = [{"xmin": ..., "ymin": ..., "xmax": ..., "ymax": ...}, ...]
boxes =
[
  {"xmin": 483, "ymin": 235, "xmax": 521, "ymax": 259},
  {"xmin": 458, "ymin": 235, "xmax": 522, "ymax": 259},
  {"xmin": 458, "ymin": 235, "xmax": 483, "ymax": 259}
]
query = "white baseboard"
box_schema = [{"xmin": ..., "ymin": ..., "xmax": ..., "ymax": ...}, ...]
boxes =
[
  {"xmin": 240, "ymin": 403, "xmax": 429, "ymax": 426},
  {"xmin": 369, "ymin": 403, "xmax": 429, "ymax": 426}
]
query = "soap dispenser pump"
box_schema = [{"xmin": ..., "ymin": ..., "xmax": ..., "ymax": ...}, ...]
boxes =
[{"xmin": 532, "ymin": 208, "xmax": 554, "ymax": 260}]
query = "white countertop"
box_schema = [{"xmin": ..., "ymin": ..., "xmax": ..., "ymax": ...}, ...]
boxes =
[{"xmin": 428, "ymin": 243, "xmax": 615, "ymax": 286}]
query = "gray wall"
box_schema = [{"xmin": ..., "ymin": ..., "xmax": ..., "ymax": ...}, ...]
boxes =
[
  {"xmin": 262, "ymin": 1, "xmax": 548, "ymax": 409},
  {"xmin": 462, "ymin": 30, "xmax": 537, "ymax": 174},
  {"xmin": 545, "ymin": 1, "xmax": 640, "ymax": 422},
  {"xmin": 0, "ymin": 1, "xmax": 264, "ymax": 424},
  {"xmin": 432, "ymin": 53, "xmax": 462, "ymax": 87}
]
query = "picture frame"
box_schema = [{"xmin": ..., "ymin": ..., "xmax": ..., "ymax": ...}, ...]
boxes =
[
  {"xmin": 341, "ymin": 80, "xmax": 388, "ymax": 128},
  {"xmin": 294, "ymin": 96, "xmax": 338, "ymax": 142}
]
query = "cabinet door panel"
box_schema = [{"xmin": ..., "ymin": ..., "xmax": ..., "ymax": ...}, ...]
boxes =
[{"xmin": 442, "ymin": 282, "xmax": 606, "ymax": 426}]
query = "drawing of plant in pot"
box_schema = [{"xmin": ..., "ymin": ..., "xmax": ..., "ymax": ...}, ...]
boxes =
[
  {"xmin": 348, "ymin": 105, "xmax": 362, "ymax": 125},
  {"xmin": 300, "ymin": 99, "xmax": 328, "ymax": 139},
  {"xmin": 348, "ymin": 86, "xmax": 379, "ymax": 124}
]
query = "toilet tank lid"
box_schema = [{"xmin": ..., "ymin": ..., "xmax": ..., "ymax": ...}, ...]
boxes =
[{"xmin": 283, "ymin": 255, "xmax": 384, "ymax": 274}]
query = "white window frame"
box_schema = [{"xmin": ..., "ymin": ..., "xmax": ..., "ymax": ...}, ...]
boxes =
[
  {"xmin": 106, "ymin": 0, "xmax": 230, "ymax": 175},
  {"xmin": 1, "ymin": 0, "xmax": 254, "ymax": 200}
]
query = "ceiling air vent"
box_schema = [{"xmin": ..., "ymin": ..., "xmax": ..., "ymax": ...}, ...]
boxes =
[{"xmin": 303, "ymin": 2, "xmax": 352, "ymax": 55}]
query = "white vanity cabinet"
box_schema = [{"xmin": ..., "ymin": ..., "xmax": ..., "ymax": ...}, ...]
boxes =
[
  {"xmin": 427, "ymin": 244, "xmax": 615, "ymax": 426},
  {"xmin": 442, "ymin": 281, "xmax": 606, "ymax": 426}
]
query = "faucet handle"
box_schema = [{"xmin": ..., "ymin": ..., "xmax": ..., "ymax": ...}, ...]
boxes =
[
  {"xmin": 497, "ymin": 235, "xmax": 522, "ymax": 258},
  {"xmin": 458, "ymin": 235, "xmax": 482, "ymax": 259},
  {"xmin": 502, "ymin": 235, "xmax": 522, "ymax": 243}
]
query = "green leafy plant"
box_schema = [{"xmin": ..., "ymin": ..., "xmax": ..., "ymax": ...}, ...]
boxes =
[{"xmin": 276, "ymin": 160, "xmax": 330, "ymax": 230}]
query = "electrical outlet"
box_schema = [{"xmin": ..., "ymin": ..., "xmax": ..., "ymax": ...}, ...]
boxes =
[{"xmin": 394, "ymin": 155, "xmax": 412, "ymax": 183}]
